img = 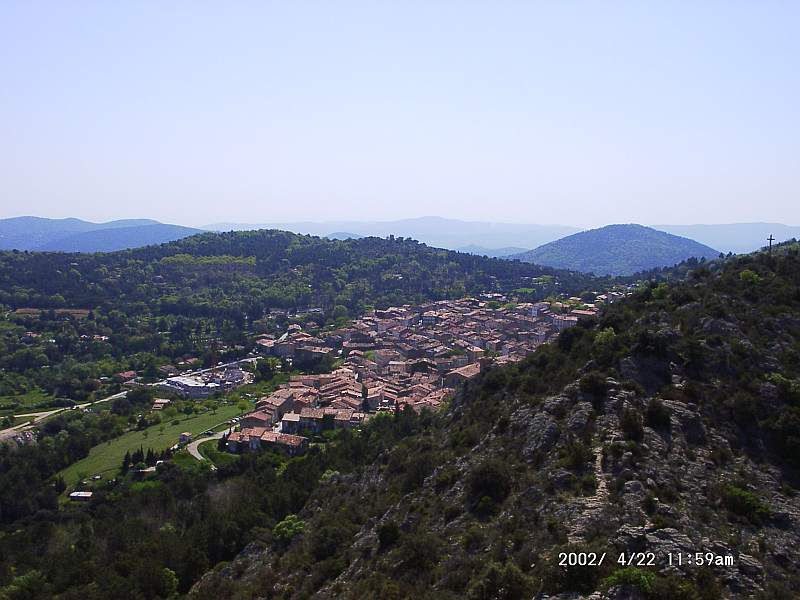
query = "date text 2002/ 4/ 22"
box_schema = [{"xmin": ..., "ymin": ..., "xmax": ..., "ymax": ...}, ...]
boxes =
[{"xmin": 558, "ymin": 552, "xmax": 736, "ymax": 568}]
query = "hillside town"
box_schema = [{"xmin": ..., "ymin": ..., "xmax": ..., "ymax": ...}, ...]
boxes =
[{"xmin": 225, "ymin": 294, "xmax": 619, "ymax": 456}]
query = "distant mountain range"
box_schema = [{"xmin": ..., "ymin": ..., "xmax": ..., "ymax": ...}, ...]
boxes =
[
  {"xmin": 205, "ymin": 216, "xmax": 581, "ymax": 252},
  {"xmin": 509, "ymin": 224, "xmax": 721, "ymax": 275},
  {"xmin": 207, "ymin": 217, "xmax": 800, "ymax": 256},
  {"xmin": 455, "ymin": 245, "xmax": 529, "ymax": 258},
  {"xmin": 0, "ymin": 216, "xmax": 201, "ymax": 252},
  {"xmin": 2, "ymin": 215, "xmax": 797, "ymax": 257},
  {"xmin": 653, "ymin": 222, "xmax": 800, "ymax": 254},
  {"xmin": 324, "ymin": 231, "xmax": 364, "ymax": 240}
]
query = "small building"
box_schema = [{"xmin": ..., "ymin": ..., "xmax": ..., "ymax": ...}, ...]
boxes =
[
  {"xmin": 260, "ymin": 431, "xmax": 309, "ymax": 456},
  {"xmin": 281, "ymin": 412, "xmax": 302, "ymax": 434},
  {"xmin": 299, "ymin": 407, "xmax": 326, "ymax": 433},
  {"xmin": 158, "ymin": 375, "xmax": 221, "ymax": 398},
  {"xmin": 151, "ymin": 398, "xmax": 171, "ymax": 411},
  {"xmin": 570, "ymin": 309, "xmax": 598, "ymax": 320},
  {"xmin": 115, "ymin": 370, "xmax": 137, "ymax": 382},
  {"xmin": 179, "ymin": 432, "xmax": 192, "ymax": 444},
  {"xmin": 387, "ymin": 360, "xmax": 407, "ymax": 374},
  {"xmin": 294, "ymin": 345, "xmax": 335, "ymax": 367},
  {"xmin": 69, "ymin": 491, "xmax": 93, "ymax": 501},
  {"xmin": 158, "ymin": 365, "xmax": 178, "ymax": 377},
  {"xmin": 226, "ymin": 431, "xmax": 245, "ymax": 452},
  {"xmin": 530, "ymin": 302, "xmax": 550, "ymax": 317},
  {"xmin": 241, "ymin": 410, "xmax": 273, "ymax": 429},
  {"xmin": 552, "ymin": 315, "xmax": 579, "ymax": 331},
  {"xmin": 444, "ymin": 362, "xmax": 482, "ymax": 387},
  {"xmin": 421, "ymin": 311, "xmax": 440, "ymax": 326}
]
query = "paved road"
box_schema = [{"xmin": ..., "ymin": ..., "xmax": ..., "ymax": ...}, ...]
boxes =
[
  {"xmin": 0, "ymin": 391, "xmax": 128, "ymax": 439},
  {"xmin": 186, "ymin": 431, "xmax": 226, "ymax": 461},
  {"xmin": 0, "ymin": 355, "xmax": 257, "ymax": 440}
]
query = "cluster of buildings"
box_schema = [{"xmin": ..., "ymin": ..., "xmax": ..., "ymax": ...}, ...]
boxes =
[
  {"xmin": 158, "ymin": 366, "xmax": 252, "ymax": 398},
  {"xmin": 228, "ymin": 296, "xmax": 601, "ymax": 457}
]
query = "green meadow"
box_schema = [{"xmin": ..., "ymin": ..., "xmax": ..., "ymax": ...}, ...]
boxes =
[{"xmin": 59, "ymin": 404, "xmax": 244, "ymax": 486}]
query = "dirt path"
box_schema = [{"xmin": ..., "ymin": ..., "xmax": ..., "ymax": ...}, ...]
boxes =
[{"xmin": 567, "ymin": 445, "xmax": 609, "ymax": 544}]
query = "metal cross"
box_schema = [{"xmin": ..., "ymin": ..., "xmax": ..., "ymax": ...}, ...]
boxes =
[{"xmin": 767, "ymin": 234, "xmax": 775, "ymax": 253}]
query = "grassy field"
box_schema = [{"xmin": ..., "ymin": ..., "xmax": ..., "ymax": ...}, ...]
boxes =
[
  {"xmin": 59, "ymin": 404, "xmax": 245, "ymax": 486},
  {"xmin": 0, "ymin": 389, "xmax": 53, "ymax": 416},
  {"xmin": 225, "ymin": 373, "xmax": 289, "ymax": 405},
  {"xmin": 198, "ymin": 440, "xmax": 240, "ymax": 467}
]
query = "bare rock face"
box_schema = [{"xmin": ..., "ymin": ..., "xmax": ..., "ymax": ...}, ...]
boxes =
[
  {"xmin": 567, "ymin": 402, "xmax": 594, "ymax": 434},
  {"xmin": 518, "ymin": 408, "xmax": 561, "ymax": 458},
  {"xmin": 664, "ymin": 400, "xmax": 706, "ymax": 445}
]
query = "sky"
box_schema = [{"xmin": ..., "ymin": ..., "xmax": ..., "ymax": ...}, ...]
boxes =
[{"xmin": 1, "ymin": 2, "xmax": 799, "ymax": 228}]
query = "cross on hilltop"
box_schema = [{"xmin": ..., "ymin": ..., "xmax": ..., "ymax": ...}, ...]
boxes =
[{"xmin": 768, "ymin": 234, "xmax": 775, "ymax": 253}]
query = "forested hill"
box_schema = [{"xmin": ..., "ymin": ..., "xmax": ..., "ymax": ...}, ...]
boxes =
[
  {"xmin": 191, "ymin": 242, "xmax": 800, "ymax": 599},
  {"xmin": 0, "ymin": 229, "xmax": 605, "ymax": 317},
  {"xmin": 510, "ymin": 224, "xmax": 721, "ymax": 276}
]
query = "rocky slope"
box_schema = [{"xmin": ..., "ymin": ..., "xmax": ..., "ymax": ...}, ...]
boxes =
[{"xmin": 191, "ymin": 243, "xmax": 800, "ymax": 600}]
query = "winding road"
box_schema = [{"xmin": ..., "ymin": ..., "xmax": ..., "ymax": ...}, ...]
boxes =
[{"xmin": 186, "ymin": 431, "xmax": 226, "ymax": 461}]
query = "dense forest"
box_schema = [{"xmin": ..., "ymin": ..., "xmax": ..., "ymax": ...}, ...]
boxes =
[
  {"xmin": 0, "ymin": 230, "xmax": 606, "ymax": 318},
  {"xmin": 0, "ymin": 406, "xmax": 433, "ymax": 599}
]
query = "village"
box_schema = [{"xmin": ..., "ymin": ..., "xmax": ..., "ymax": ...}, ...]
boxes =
[
  {"xmin": 0, "ymin": 289, "xmax": 627, "ymax": 481},
  {"xmin": 222, "ymin": 292, "xmax": 623, "ymax": 457}
]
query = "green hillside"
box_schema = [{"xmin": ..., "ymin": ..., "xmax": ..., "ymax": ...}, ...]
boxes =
[
  {"xmin": 4, "ymin": 239, "xmax": 800, "ymax": 599},
  {"xmin": 511, "ymin": 224, "xmax": 721, "ymax": 275},
  {"xmin": 191, "ymin": 242, "xmax": 800, "ymax": 599},
  {"xmin": 0, "ymin": 229, "xmax": 606, "ymax": 318}
]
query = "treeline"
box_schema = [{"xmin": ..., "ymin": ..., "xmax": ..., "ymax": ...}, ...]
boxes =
[{"xmin": 0, "ymin": 230, "xmax": 607, "ymax": 319}]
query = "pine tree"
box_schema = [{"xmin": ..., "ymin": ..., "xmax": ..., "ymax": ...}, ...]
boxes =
[{"xmin": 121, "ymin": 450, "xmax": 131, "ymax": 474}]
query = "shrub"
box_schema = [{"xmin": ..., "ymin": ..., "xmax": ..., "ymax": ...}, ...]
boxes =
[
  {"xmin": 730, "ymin": 391, "xmax": 759, "ymax": 427},
  {"xmin": 642, "ymin": 493, "xmax": 657, "ymax": 515},
  {"xmin": 739, "ymin": 269, "xmax": 761, "ymax": 285},
  {"xmin": 462, "ymin": 526, "xmax": 485, "ymax": 552},
  {"xmin": 536, "ymin": 543, "xmax": 610, "ymax": 594},
  {"xmin": 579, "ymin": 473, "xmax": 598, "ymax": 495},
  {"xmin": 621, "ymin": 409, "xmax": 644, "ymax": 442},
  {"xmin": 721, "ymin": 485, "xmax": 769, "ymax": 524},
  {"xmin": 474, "ymin": 496, "xmax": 498, "ymax": 518},
  {"xmin": 709, "ymin": 446, "xmax": 732, "ymax": 465},
  {"xmin": 645, "ymin": 398, "xmax": 671, "ymax": 430},
  {"xmin": 309, "ymin": 524, "xmax": 349, "ymax": 561},
  {"xmin": 272, "ymin": 514, "xmax": 305, "ymax": 545},
  {"xmin": 650, "ymin": 513, "xmax": 677, "ymax": 530},
  {"xmin": 397, "ymin": 532, "xmax": 440, "ymax": 571},
  {"xmin": 580, "ymin": 371, "xmax": 608, "ymax": 397},
  {"xmin": 592, "ymin": 328, "xmax": 618, "ymax": 366},
  {"xmin": 467, "ymin": 459, "xmax": 512, "ymax": 511},
  {"xmin": 467, "ymin": 560, "xmax": 534, "ymax": 600},
  {"xmin": 559, "ymin": 438, "xmax": 593, "ymax": 472},
  {"xmin": 649, "ymin": 573, "xmax": 707, "ymax": 600},
  {"xmin": 377, "ymin": 521, "xmax": 400, "ymax": 549},
  {"xmin": 602, "ymin": 567, "xmax": 655, "ymax": 593}
]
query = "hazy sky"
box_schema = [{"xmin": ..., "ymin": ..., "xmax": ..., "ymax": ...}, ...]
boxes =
[{"xmin": 1, "ymin": 2, "xmax": 798, "ymax": 227}]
